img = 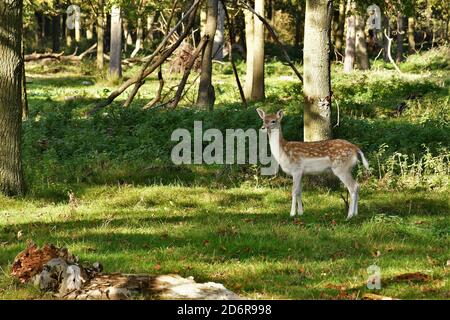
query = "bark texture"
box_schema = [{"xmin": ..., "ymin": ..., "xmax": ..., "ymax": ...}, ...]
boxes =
[
  {"xmin": 343, "ymin": 15, "xmax": 356, "ymax": 73},
  {"xmin": 251, "ymin": 0, "xmax": 265, "ymax": 101},
  {"xmin": 244, "ymin": 8, "xmax": 254, "ymax": 100},
  {"xmin": 303, "ymin": 0, "xmax": 332, "ymax": 142},
  {"xmin": 109, "ymin": 6, "xmax": 122, "ymax": 78},
  {"xmin": 408, "ymin": 17, "xmax": 415, "ymax": 54},
  {"xmin": 396, "ymin": 13, "xmax": 404, "ymax": 63},
  {"xmin": 97, "ymin": 0, "xmax": 105, "ymax": 69},
  {"xmin": 355, "ymin": 15, "xmax": 369, "ymax": 70},
  {"xmin": 196, "ymin": 0, "xmax": 218, "ymax": 109},
  {"xmin": 0, "ymin": 0, "xmax": 26, "ymax": 196}
]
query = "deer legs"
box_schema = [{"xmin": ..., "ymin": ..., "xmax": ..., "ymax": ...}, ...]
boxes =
[
  {"xmin": 332, "ymin": 169, "xmax": 359, "ymax": 219},
  {"xmin": 290, "ymin": 172, "xmax": 303, "ymax": 217}
]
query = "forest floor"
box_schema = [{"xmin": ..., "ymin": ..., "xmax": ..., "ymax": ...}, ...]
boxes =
[{"xmin": 0, "ymin": 47, "xmax": 449, "ymax": 299}]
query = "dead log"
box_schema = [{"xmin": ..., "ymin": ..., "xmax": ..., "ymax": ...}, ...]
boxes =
[
  {"xmin": 24, "ymin": 44, "xmax": 98, "ymax": 63},
  {"xmin": 11, "ymin": 243, "xmax": 242, "ymax": 300}
]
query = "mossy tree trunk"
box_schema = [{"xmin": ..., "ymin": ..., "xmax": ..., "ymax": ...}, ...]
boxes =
[
  {"xmin": 197, "ymin": 0, "xmax": 218, "ymax": 110},
  {"xmin": 0, "ymin": 0, "xmax": 26, "ymax": 196},
  {"xmin": 303, "ymin": 0, "xmax": 332, "ymax": 142}
]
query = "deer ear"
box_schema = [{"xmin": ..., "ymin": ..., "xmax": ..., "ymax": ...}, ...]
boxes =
[
  {"xmin": 276, "ymin": 110, "xmax": 284, "ymax": 120},
  {"xmin": 256, "ymin": 108, "xmax": 265, "ymax": 119}
]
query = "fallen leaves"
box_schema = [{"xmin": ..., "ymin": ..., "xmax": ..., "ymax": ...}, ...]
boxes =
[{"xmin": 393, "ymin": 272, "xmax": 430, "ymax": 282}]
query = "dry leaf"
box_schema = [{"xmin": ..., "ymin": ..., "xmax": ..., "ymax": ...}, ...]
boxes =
[
  {"xmin": 362, "ymin": 293, "xmax": 398, "ymax": 300},
  {"xmin": 394, "ymin": 272, "xmax": 430, "ymax": 282}
]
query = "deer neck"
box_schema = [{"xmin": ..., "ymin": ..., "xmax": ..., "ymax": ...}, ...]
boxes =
[{"xmin": 268, "ymin": 127, "xmax": 286, "ymax": 163}]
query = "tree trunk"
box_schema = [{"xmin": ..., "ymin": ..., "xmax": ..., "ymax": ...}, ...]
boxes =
[
  {"xmin": 66, "ymin": 22, "xmax": 73, "ymax": 48},
  {"xmin": 35, "ymin": 11, "xmax": 44, "ymax": 48},
  {"xmin": 294, "ymin": 13, "xmax": 302, "ymax": 49},
  {"xmin": 244, "ymin": 9, "xmax": 254, "ymax": 100},
  {"xmin": 334, "ymin": 0, "xmax": 345, "ymax": 56},
  {"xmin": 109, "ymin": 5, "xmax": 122, "ymax": 78},
  {"xmin": 0, "ymin": 0, "xmax": 26, "ymax": 196},
  {"xmin": 408, "ymin": 17, "xmax": 415, "ymax": 54},
  {"xmin": 396, "ymin": 13, "xmax": 404, "ymax": 63},
  {"xmin": 96, "ymin": 1, "xmax": 105, "ymax": 69},
  {"xmin": 146, "ymin": 12, "xmax": 158, "ymax": 44},
  {"xmin": 196, "ymin": 0, "xmax": 218, "ymax": 110},
  {"xmin": 213, "ymin": 1, "xmax": 225, "ymax": 61},
  {"xmin": 52, "ymin": 10, "xmax": 61, "ymax": 52},
  {"xmin": 355, "ymin": 15, "xmax": 369, "ymax": 70},
  {"xmin": 303, "ymin": 0, "xmax": 332, "ymax": 142},
  {"xmin": 343, "ymin": 15, "xmax": 355, "ymax": 73},
  {"xmin": 131, "ymin": 18, "xmax": 143, "ymax": 58},
  {"xmin": 251, "ymin": 0, "xmax": 265, "ymax": 101},
  {"xmin": 86, "ymin": 21, "xmax": 94, "ymax": 40},
  {"xmin": 75, "ymin": 9, "xmax": 81, "ymax": 43}
]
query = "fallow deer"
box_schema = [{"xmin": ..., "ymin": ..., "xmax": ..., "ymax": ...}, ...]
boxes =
[{"xmin": 257, "ymin": 109, "xmax": 369, "ymax": 219}]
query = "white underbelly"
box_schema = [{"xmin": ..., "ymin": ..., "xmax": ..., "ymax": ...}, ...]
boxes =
[{"xmin": 302, "ymin": 157, "xmax": 332, "ymax": 174}]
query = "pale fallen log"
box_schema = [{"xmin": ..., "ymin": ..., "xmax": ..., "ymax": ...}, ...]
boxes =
[{"xmin": 11, "ymin": 243, "xmax": 243, "ymax": 300}]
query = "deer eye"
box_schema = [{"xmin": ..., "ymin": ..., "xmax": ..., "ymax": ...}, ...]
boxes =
[{"xmin": 271, "ymin": 120, "xmax": 276, "ymax": 124}]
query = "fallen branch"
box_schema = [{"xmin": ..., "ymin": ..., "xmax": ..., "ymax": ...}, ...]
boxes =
[
  {"xmin": 89, "ymin": 0, "xmax": 201, "ymax": 114},
  {"xmin": 238, "ymin": 0, "xmax": 303, "ymax": 83},
  {"xmin": 384, "ymin": 29, "xmax": 403, "ymax": 75},
  {"xmin": 25, "ymin": 44, "xmax": 97, "ymax": 63}
]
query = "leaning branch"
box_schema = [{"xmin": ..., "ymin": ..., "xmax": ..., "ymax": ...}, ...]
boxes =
[
  {"xmin": 384, "ymin": 29, "xmax": 403, "ymax": 75},
  {"xmin": 238, "ymin": 0, "xmax": 303, "ymax": 83},
  {"xmin": 222, "ymin": 0, "xmax": 247, "ymax": 108},
  {"xmin": 88, "ymin": 0, "xmax": 201, "ymax": 114},
  {"xmin": 168, "ymin": 35, "xmax": 209, "ymax": 109}
]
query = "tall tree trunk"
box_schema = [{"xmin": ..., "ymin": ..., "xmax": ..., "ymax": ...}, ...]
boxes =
[
  {"xmin": 334, "ymin": 0, "xmax": 345, "ymax": 56},
  {"xmin": 86, "ymin": 21, "xmax": 94, "ymax": 40},
  {"xmin": 35, "ymin": 11, "xmax": 44, "ymax": 48},
  {"xmin": 408, "ymin": 17, "xmax": 415, "ymax": 54},
  {"xmin": 96, "ymin": 1, "xmax": 105, "ymax": 69},
  {"xmin": 0, "ymin": 0, "xmax": 26, "ymax": 196},
  {"xmin": 66, "ymin": 22, "xmax": 73, "ymax": 48},
  {"xmin": 244, "ymin": 9, "xmax": 254, "ymax": 100},
  {"xmin": 303, "ymin": 0, "xmax": 332, "ymax": 142},
  {"xmin": 145, "ymin": 11, "xmax": 158, "ymax": 44},
  {"xmin": 75, "ymin": 8, "xmax": 81, "ymax": 43},
  {"xmin": 131, "ymin": 17, "xmax": 143, "ymax": 58},
  {"xmin": 355, "ymin": 15, "xmax": 369, "ymax": 70},
  {"xmin": 343, "ymin": 15, "xmax": 356, "ymax": 73},
  {"xmin": 197, "ymin": 0, "xmax": 218, "ymax": 110},
  {"xmin": 213, "ymin": 1, "xmax": 225, "ymax": 61},
  {"xmin": 51, "ymin": 8, "xmax": 61, "ymax": 52},
  {"xmin": 294, "ymin": 12, "xmax": 302, "ymax": 49},
  {"xmin": 396, "ymin": 13, "xmax": 404, "ymax": 63},
  {"xmin": 251, "ymin": 0, "xmax": 265, "ymax": 101},
  {"xmin": 109, "ymin": 6, "xmax": 122, "ymax": 79}
]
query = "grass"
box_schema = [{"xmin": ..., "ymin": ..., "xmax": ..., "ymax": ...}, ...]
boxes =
[{"xmin": 0, "ymin": 46, "xmax": 449, "ymax": 300}]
